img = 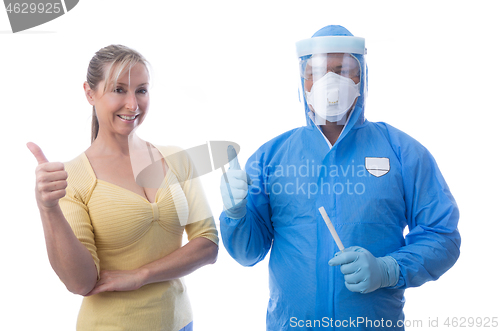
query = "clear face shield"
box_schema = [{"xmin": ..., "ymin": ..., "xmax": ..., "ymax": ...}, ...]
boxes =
[
  {"xmin": 300, "ymin": 53, "xmax": 361, "ymax": 125},
  {"xmin": 296, "ymin": 36, "xmax": 366, "ymax": 126}
]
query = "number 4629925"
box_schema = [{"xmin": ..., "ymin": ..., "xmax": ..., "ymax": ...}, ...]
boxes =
[
  {"xmin": 444, "ymin": 317, "xmax": 498, "ymax": 328},
  {"xmin": 6, "ymin": 3, "xmax": 62, "ymax": 14}
]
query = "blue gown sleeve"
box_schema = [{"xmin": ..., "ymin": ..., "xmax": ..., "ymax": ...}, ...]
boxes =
[
  {"xmin": 386, "ymin": 127, "xmax": 461, "ymax": 289},
  {"xmin": 219, "ymin": 150, "xmax": 274, "ymax": 267}
]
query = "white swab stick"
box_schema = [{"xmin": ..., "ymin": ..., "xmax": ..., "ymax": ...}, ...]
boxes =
[{"xmin": 318, "ymin": 206, "xmax": 345, "ymax": 251}]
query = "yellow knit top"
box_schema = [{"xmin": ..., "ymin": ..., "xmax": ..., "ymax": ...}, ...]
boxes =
[{"xmin": 59, "ymin": 145, "xmax": 219, "ymax": 331}]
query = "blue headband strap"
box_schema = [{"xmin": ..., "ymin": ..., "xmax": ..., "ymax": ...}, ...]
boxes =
[{"xmin": 296, "ymin": 36, "xmax": 366, "ymax": 57}]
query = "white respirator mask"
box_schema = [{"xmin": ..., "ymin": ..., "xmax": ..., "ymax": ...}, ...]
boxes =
[{"xmin": 305, "ymin": 71, "xmax": 360, "ymax": 123}]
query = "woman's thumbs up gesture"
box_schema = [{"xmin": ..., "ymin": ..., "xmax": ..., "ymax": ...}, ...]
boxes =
[{"xmin": 27, "ymin": 142, "xmax": 68, "ymax": 211}]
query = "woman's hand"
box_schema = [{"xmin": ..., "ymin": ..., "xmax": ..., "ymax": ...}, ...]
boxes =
[
  {"xmin": 27, "ymin": 142, "xmax": 68, "ymax": 211},
  {"xmin": 27, "ymin": 142, "xmax": 98, "ymax": 295},
  {"xmin": 85, "ymin": 269, "xmax": 146, "ymax": 296}
]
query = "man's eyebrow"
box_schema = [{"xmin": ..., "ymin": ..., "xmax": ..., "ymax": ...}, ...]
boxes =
[{"xmin": 328, "ymin": 65, "xmax": 344, "ymax": 71}]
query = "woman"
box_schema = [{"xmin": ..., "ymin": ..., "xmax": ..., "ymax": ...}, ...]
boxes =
[{"xmin": 27, "ymin": 45, "xmax": 219, "ymax": 331}]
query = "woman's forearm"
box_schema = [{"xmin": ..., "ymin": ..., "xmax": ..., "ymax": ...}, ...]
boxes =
[
  {"xmin": 39, "ymin": 205, "xmax": 97, "ymax": 295},
  {"xmin": 139, "ymin": 237, "xmax": 218, "ymax": 286},
  {"xmin": 84, "ymin": 237, "xmax": 218, "ymax": 296}
]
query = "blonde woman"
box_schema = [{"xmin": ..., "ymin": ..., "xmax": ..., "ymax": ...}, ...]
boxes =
[{"xmin": 27, "ymin": 45, "xmax": 218, "ymax": 331}]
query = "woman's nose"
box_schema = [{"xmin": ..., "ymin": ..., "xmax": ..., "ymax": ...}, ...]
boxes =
[{"xmin": 125, "ymin": 92, "xmax": 139, "ymax": 111}]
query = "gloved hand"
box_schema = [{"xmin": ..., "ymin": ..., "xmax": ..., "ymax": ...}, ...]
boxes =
[
  {"xmin": 220, "ymin": 145, "xmax": 251, "ymax": 219},
  {"xmin": 328, "ymin": 246, "xmax": 400, "ymax": 294}
]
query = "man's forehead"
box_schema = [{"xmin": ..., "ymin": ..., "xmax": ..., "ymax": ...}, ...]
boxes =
[{"xmin": 309, "ymin": 53, "xmax": 358, "ymax": 66}]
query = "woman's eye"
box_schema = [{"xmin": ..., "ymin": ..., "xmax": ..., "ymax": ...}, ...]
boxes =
[
  {"xmin": 114, "ymin": 88, "xmax": 124, "ymax": 93},
  {"xmin": 137, "ymin": 89, "xmax": 148, "ymax": 94}
]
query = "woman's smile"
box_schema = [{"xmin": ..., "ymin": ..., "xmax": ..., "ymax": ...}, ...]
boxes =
[{"xmin": 117, "ymin": 114, "xmax": 140, "ymax": 122}]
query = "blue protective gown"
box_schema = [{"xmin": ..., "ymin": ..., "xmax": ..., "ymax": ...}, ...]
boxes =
[{"xmin": 220, "ymin": 26, "xmax": 460, "ymax": 330}]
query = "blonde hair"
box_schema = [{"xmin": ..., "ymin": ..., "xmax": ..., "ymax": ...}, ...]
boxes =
[{"xmin": 86, "ymin": 45, "xmax": 149, "ymax": 143}]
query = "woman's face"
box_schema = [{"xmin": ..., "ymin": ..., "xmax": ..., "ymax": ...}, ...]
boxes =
[{"xmin": 89, "ymin": 63, "xmax": 150, "ymax": 138}]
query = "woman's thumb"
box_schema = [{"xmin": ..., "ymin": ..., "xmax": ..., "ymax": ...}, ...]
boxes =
[{"xmin": 27, "ymin": 142, "xmax": 49, "ymax": 165}]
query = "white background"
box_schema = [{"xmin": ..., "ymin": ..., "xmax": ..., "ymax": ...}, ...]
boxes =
[{"xmin": 1, "ymin": 0, "xmax": 499, "ymax": 330}]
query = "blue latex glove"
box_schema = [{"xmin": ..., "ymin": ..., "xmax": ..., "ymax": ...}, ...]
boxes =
[
  {"xmin": 328, "ymin": 246, "xmax": 400, "ymax": 294},
  {"xmin": 220, "ymin": 146, "xmax": 251, "ymax": 219}
]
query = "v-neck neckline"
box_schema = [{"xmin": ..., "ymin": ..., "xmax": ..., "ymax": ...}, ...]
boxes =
[{"xmin": 81, "ymin": 144, "xmax": 172, "ymax": 204}]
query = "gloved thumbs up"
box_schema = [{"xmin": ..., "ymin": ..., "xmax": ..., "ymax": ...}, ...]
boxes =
[
  {"xmin": 220, "ymin": 145, "xmax": 250, "ymax": 219},
  {"xmin": 227, "ymin": 145, "xmax": 241, "ymax": 171},
  {"xmin": 227, "ymin": 145, "xmax": 252, "ymax": 185}
]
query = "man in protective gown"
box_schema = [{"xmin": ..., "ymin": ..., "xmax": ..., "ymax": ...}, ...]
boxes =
[{"xmin": 219, "ymin": 25, "xmax": 460, "ymax": 331}]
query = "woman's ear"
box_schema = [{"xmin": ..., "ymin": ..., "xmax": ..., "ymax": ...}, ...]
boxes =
[{"xmin": 83, "ymin": 81, "xmax": 96, "ymax": 105}]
